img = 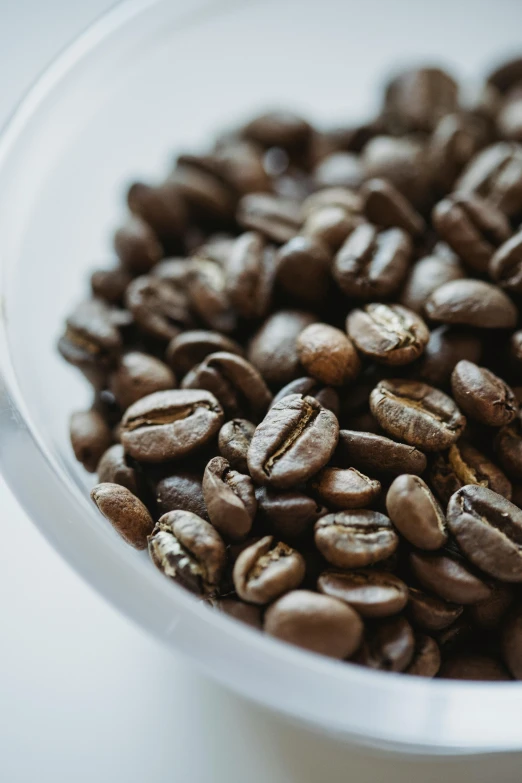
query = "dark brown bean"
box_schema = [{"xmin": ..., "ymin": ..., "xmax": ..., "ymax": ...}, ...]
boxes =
[
  {"xmin": 202, "ymin": 457, "xmax": 256, "ymax": 540},
  {"xmin": 275, "ymin": 236, "xmax": 332, "ymax": 305},
  {"xmin": 113, "ymin": 216, "xmax": 163, "ymax": 274},
  {"xmin": 156, "ymin": 472, "xmax": 208, "ymax": 519},
  {"xmin": 362, "ymin": 136, "xmax": 430, "ymax": 207},
  {"xmin": 410, "ymin": 550, "xmax": 492, "ymax": 604},
  {"xmin": 311, "ymin": 467, "xmax": 381, "ymax": 510},
  {"xmin": 399, "ymin": 253, "xmax": 465, "ymax": 314},
  {"xmin": 470, "ymin": 582, "xmax": 514, "ymax": 630},
  {"xmin": 271, "ymin": 377, "xmax": 339, "ymax": 417},
  {"xmin": 302, "ymin": 205, "xmax": 360, "ymax": 252},
  {"xmin": 109, "ymin": 352, "xmax": 175, "ymax": 410},
  {"xmin": 169, "ymin": 162, "xmax": 235, "ymax": 222},
  {"xmin": 439, "ymin": 654, "xmax": 511, "ymax": 681},
  {"xmin": 70, "ymin": 410, "xmax": 113, "ymax": 473},
  {"xmin": 384, "ymin": 67, "xmax": 458, "ymax": 133},
  {"xmin": 241, "ymin": 111, "xmax": 312, "ymax": 155},
  {"xmin": 125, "ymin": 275, "xmax": 191, "ymax": 341},
  {"xmin": 490, "ymin": 229, "xmax": 522, "ymax": 293},
  {"xmin": 314, "ymin": 152, "xmax": 364, "ymax": 190},
  {"xmin": 314, "ymin": 509, "xmax": 398, "ymax": 569},
  {"xmin": 233, "ymin": 536, "xmax": 305, "ymax": 604},
  {"xmin": 430, "ymin": 443, "xmax": 512, "ymax": 505},
  {"xmin": 97, "ymin": 444, "xmax": 139, "ymax": 494},
  {"xmin": 362, "ymin": 178, "xmax": 425, "ymax": 235},
  {"xmin": 237, "ymin": 194, "xmax": 302, "ymax": 244},
  {"xmin": 451, "ymin": 360, "xmax": 518, "ymax": 427},
  {"xmin": 497, "ymin": 87, "xmax": 522, "ymax": 143},
  {"xmin": 407, "ymin": 588, "xmax": 463, "ymax": 632},
  {"xmin": 225, "ymin": 232, "xmax": 276, "ymax": 319},
  {"xmin": 248, "ymin": 310, "xmax": 316, "ymax": 388},
  {"xmin": 255, "ymin": 487, "xmax": 326, "ymax": 540},
  {"xmin": 186, "ymin": 256, "xmax": 236, "ymax": 334},
  {"xmin": 495, "ymin": 415, "xmax": 522, "ymax": 479},
  {"xmin": 127, "ymin": 181, "xmax": 187, "ymax": 245},
  {"xmin": 91, "ymin": 483, "xmax": 154, "ymax": 549},
  {"xmin": 296, "ymin": 323, "xmax": 360, "ymax": 386},
  {"xmin": 337, "ymin": 429, "xmax": 426, "ymax": 476},
  {"xmin": 456, "ymin": 142, "xmax": 522, "ymax": 217},
  {"xmin": 217, "ymin": 598, "xmax": 262, "ymax": 629},
  {"xmin": 58, "ymin": 299, "xmax": 122, "ymax": 385},
  {"xmin": 502, "ymin": 606, "xmax": 522, "ymax": 679},
  {"xmin": 417, "ymin": 327, "xmax": 483, "ymax": 388},
  {"xmin": 166, "ymin": 330, "xmax": 243, "ymax": 379},
  {"xmin": 218, "ymin": 419, "xmax": 256, "ymax": 474},
  {"xmin": 386, "ymin": 475, "xmax": 447, "ymax": 550},
  {"xmin": 405, "ymin": 635, "xmax": 441, "ymax": 677},
  {"xmin": 355, "ymin": 616, "xmax": 415, "ymax": 672},
  {"xmin": 346, "ymin": 304, "xmax": 429, "ymax": 366},
  {"xmin": 91, "ymin": 266, "xmax": 131, "ymax": 305},
  {"xmin": 428, "ymin": 113, "xmax": 485, "ymax": 191},
  {"xmin": 425, "ymin": 279, "xmax": 518, "ymax": 329},
  {"xmin": 318, "ymin": 569, "xmax": 408, "ymax": 618}
]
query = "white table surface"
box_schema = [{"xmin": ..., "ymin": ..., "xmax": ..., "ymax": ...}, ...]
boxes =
[{"xmin": 1, "ymin": 2, "xmax": 522, "ymax": 781}]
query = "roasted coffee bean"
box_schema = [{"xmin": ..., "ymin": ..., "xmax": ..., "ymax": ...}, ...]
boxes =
[
  {"xmin": 410, "ymin": 550, "xmax": 491, "ymax": 604},
  {"xmin": 90, "ymin": 266, "xmax": 131, "ymax": 305},
  {"xmin": 248, "ymin": 310, "xmax": 316, "ymax": 388},
  {"xmin": 432, "ymin": 193, "xmax": 511, "ymax": 273},
  {"xmin": 182, "ymin": 352, "xmax": 272, "ymax": 421},
  {"xmin": 121, "ymin": 389, "xmax": 224, "ymax": 463},
  {"xmin": 256, "ymin": 487, "xmax": 327, "ymax": 539},
  {"xmin": 272, "ymin": 378, "xmax": 340, "ymax": 419},
  {"xmin": 407, "ymin": 588, "xmax": 463, "ymax": 632},
  {"xmin": 148, "ymin": 510, "xmax": 226, "ymax": 594},
  {"xmin": 435, "ymin": 615, "xmax": 476, "ymax": 653},
  {"xmin": 248, "ymin": 394, "xmax": 339, "ymax": 488},
  {"xmin": 236, "ymin": 194, "xmax": 302, "ymax": 243},
  {"xmin": 127, "ymin": 180, "xmax": 187, "ymax": 245},
  {"xmin": 346, "ymin": 304, "xmax": 429, "ymax": 366},
  {"xmin": 233, "ymin": 536, "xmax": 305, "ymax": 604},
  {"xmin": 109, "ymin": 352, "xmax": 176, "ymax": 410},
  {"xmin": 386, "ymin": 475, "xmax": 447, "ymax": 550},
  {"xmin": 497, "ymin": 87, "xmax": 522, "ymax": 143},
  {"xmin": 384, "ymin": 67, "xmax": 458, "ymax": 133},
  {"xmin": 425, "ymin": 279, "xmax": 518, "ymax": 329},
  {"xmin": 501, "ymin": 606, "xmax": 522, "ymax": 679},
  {"xmin": 362, "ymin": 136, "xmax": 430, "ymax": 208},
  {"xmin": 369, "ymin": 379, "xmax": 466, "ymax": 452},
  {"xmin": 151, "ymin": 257, "xmax": 191, "ymax": 286},
  {"xmin": 451, "ymin": 360, "xmax": 518, "ymax": 427},
  {"xmin": 318, "ymin": 569, "xmax": 408, "ymax": 618},
  {"xmin": 447, "ymin": 485, "xmax": 522, "ymax": 582},
  {"xmin": 275, "ymin": 236, "xmax": 331, "ymax": 305},
  {"xmin": 125, "ymin": 275, "xmax": 191, "ymax": 341},
  {"xmin": 58, "ymin": 299, "xmax": 122, "ymax": 385},
  {"xmin": 417, "ymin": 326, "xmax": 483, "ymax": 388},
  {"xmin": 302, "ymin": 205, "xmax": 359, "ymax": 252},
  {"xmin": 311, "ymin": 467, "xmax": 381, "ymax": 510},
  {"xmin": 302, "ymin": 186, "xmax": 362, "ymax": 215},
  {"xmin": 355, "ymin": 616, "xmax": 415, "ymax": 672},
  {"xmin": 296, "ymin": 323, "xmax": 360, "ymax": 386},
  {"xmin": 439, "ymin": 654, "xmax": 510, "ymax": 681},
  {"xmin": 218, "ymin": 598, "xmax": 262, "ymax": 629},
  {"xmin": 399, "ymin": 252, "xmax": 465, "ymax": 314},
  {"xmin": 428, "ymin": 113, "xmax": 485, "ymax": 192},
  {"xmin": 495, "ymin": 415, "xmax": 522, "ymax": 479},
  {"xmin": 490, "ymin": 229, "xmax": 522, "ymax": 293},
  {"xmin": 91, "ymin": 482, "xmax": 154, "ymax": 549},
  {"xmin": 225, "ymin": 232, "xmax": 276, "ymax": 319},
  {"xmin": 218, "ymin": 419, "xmax": 256, "ymax": 474},
  {"xmin": 470, "ymin": 582, "xmax": 514, "ymax": 630},
  {"xmin": 113, "ymin": 216, "xmax": 163, "ymax": 274},
  {"xmin": 70, "ymin": 410, "xmax": 113, "ymax": 473},
  {"xmin": 97, "ymin": 444, "xmax": 139, "ymax": 494},
  {"xmin": 169, "ymin": 162, "xmax": 235, "ymax": 222},
  {"xmin": 156, "ymin": 472, "xmax": 208, "ymax": 519},
  {"xmin": 202, "ymin": 457, "xmax": 256, "ymax": 540},
  {"xmin": 362, "ymin": 178, "xmax": 425, "ymax": 235},
  {"xmin": 314, "ymin": 509, "xmax": 398, "ymax": 569},
  {"xmin": 338, "ymin": 430, "xmax": 426, "ymax": 476},
  {"xmin": 166, "ymin": 330, "xmax": 243, "ymax": 379},
  {"xmin": 211, "ymin": 139, "xmax": 271, "ymax": 194},
  {"xmin": 186, "ymin": 256, "xmax": 236, "ymax": 334},
  {"xmin": 430, "ymin": 443, "xmax": 512, "ymax": 506},
  {"xmin": 405, "ymin": 635, "xmax": 441, "ymax": 677},
  {"xmin": 333, "ymin": 223, "xmax": 412, "ymax": 300},
  {"xmin": 242, "ymin": 111, "xmax": 312, "ymax": 156},
  {"xmin": 314, "ymin": 152, "xmax": 364, "ymax": 190},
  {"xmin": 456, "ymin": 141, "xmax": 522, "ymax": 217},
  {"xmin": 488, "ymin": 56, "xmax": 522, "ymax": 94},
  {"xmin": 264, "ymin": 589, "xmax": 363, "ymax": 659}
]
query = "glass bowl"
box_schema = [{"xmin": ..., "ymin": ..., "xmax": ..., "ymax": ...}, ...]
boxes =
[{"xmin": 1, "ymin": 0, "xmax": 522, "ymax": 754}]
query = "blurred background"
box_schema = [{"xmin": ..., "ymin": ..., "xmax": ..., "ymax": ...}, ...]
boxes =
[{"xmin": 2, "ymin": 1, "xmax": 522, "ymax": 781}]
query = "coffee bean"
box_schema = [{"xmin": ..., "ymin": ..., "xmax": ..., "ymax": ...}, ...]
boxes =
[
  {"xmin": 386, "ymin": 475, "xmax": 447, "ymax": 550},
  {"xmin": 275, "ymin": 236, "xmax": 332, "ymax": 305},
  {"xmin": 314, "ymin": 152, "xmax": 364, "ymax": 190},
  {"xmin": 127, "ymin": 180, "xmax": 187, "ymax": 245},
  {"xmin": 311, "ymin": 467, "xmax": 381, "ymax": 510},
  {"xmin": 345, "ymin": 431, "xmax": 423, "ymax": 476},
  {"xmin": 271, "ymin": 377, "xmax": 339, "ymax": 416},
  {"xmin": 369, "ymin": 379, "xmax": 466, "ymax": 451},
  {"xmin": 399, "ymin": 252, "xmax": 465, "ymax": 314},
  {"xmin": 318, "ymin": 569, "xmax": 408, "ymax": 618},
  {"xmin": 166, "ymin": 330, "xmax": 243, "ymax": 379},
  {"xmin": 170, "ymin": 162, "xmax": 235, "ymax": 223},
  {"xmin": 233, "ymin": 536, "xmax": 305, "ymax": 604},
  {"xmin": 488, "ymin": 56, "xmax": 522, "ymax": 93},
  {"xmin": 125, "ymin": 275, "xmax": 192, "ymax": 341},
  {"xmin": 497, "ymin": 87, "xmax": 522, "ymax": 143},
  {"xmin": 447, "ymin": 485, "xmax": 522, "ymax": 582},
  {"xmin": 97, "ymin": 444, "xmax": 139, "ymax": 494},
  {"xmin": 384, "ymin": 67, "xmax": 458, "ymax": 133},
  {"xmin": 495, "ymin": 415, "xmax": 522, "ymax": 479},
  {"xmin": 113, "ymin": 216, "xmax": 163, "ymax": 274},
  {"xmin": 362, "ymin": 178, "xmax": 425, "ymax": 235},
  {"xmin": 405, "ymin": 635, "xmax": 441, "ymax": 677},
  {"xmin": 355, "ymin": 616, "xmax": 415, "ymax": 672},
  {"xmin": 58, "ymin": 299, "xmax": 122, "ymax": 386},
  {"xmin": 430, "ymin": 443, "xmax": 512, "ymax": 505},
  {"xmin": 410, "ymin": 550, "xmax": 491, "ymax": 604},
  {"xmin": 225, "ymin": 232, "xmax": 276, "ymax": 319},
  {"xmin": 248, "ymin": 310, "xmax": 316, "ymax": 388},
  {"xmin": 155, "ymin": 472, "xmax": 208, "ymax": 519},
  {"xmin": 91, "ymin": 266, "xmax": 131, "ymax": 305},
  {"xmin": 314, "ymin": 509, "xmax": 398, "ymax": 569},
  {"xmin": 451, "ymin": 360, "xmax": 518, "ymax": 427},
  {"xmin": 425, "ymin": 279, "xmax": 518, "ymax": 329},
  {"xmin": 456, "ymin": 142, "xmax": 522, "ymax": 217},
  {"xmin": 212, "ymin": 139, "xmax": 272, "ymax": 195},
  {"xmin": 109, "ymin": 352, "xmax": 176, "ymax": 410},
  {"xmin": 218, "ymin": 598, "xmax": 262, "ymax": 629},
  {"xmin": 417, "ymin": 326, "xmax": 483, "ymax": 388},
  {"xmin": 302, "ymin": 205, "xmax": 359, "ymax": 252},
  {"xmin": 428, "ymin": 113, "xmax": 485, "ymax": 192},
  {"xmin": 70, "ymin": 410, "xmax": 113, "ymax": 473},
  {"xmin": 501, "ymin": 606, "xmax": 522, "ymax": 679},
  {"xmin": 242, "ymin": 111, "xmax": 312, "ymax": 156},
  {"xmin": 302, "ymin": 186, "xmax": 363, "ymax": 217},
  {"xmin": 362, "ymin": 136, "xmax": 430, "ymax": 207},
  {"xmin": 490, "ymin": 228, "xmax": 522, "ymax": 293},
  {"xmin": 296, "ymin": 323, "xmax": 360, "ymax": 386},
  {"xmin": 432, "ymin": 193, "xmax": 511, "ymax": 273},
  {"xmin": 237, "ymin": 194, "xmax": 302, "ymax": 244},
  {"xmin": 333, "ymin": 223, "xmax": 412, "ymax": 299},
  {"xmin": 202, "ymin": 457, "xmax": 256, "ymax": 540},
  {"xmin": 151, "ymin": 257, "xmax": 191, "ymax": 286},
  {"xmin": 248, "ymin": 394, "xmax": 339, "ymax": 488},
  {"xmin": 439, "ymin": 654, "xmax": 511, "ymax": 681},
  {"xmin": 91, "ymin": 482, "xmax": 154, "ymax": 549},
  {"xmin": 346, "ymin": 304, "xmax": 429, "ymax": 366},
  {"xmin": 264, "ymin": 589, "xmax": 363, "ymax": 659},
  {"xmin": 218, "ymin": 419, "xmax": 256, "ymax": 474},
  {"xmin": 407, "ymin": 588, "xmax": 463, "ymax": 631},
  {"xmin": 470, "ymin": 582, "xmax": 514, "ymax": 630},
  {"xmin": 256, "ymin": 487, "xmax": 326, "ymax": 539},
  {"xmin": 148, "ymin": 510, "xmax": 226, "ymax": 594},
  {"xmin": 435, "ymin": 615, "xmax": 476, "ymax": 653},
  {"xmin": 186, "ymin": 256, "xmax": 236, "ymax": 334},
  {"xmin": 121, "ymin": 389, "xmax": 224, "ymax": 463}
]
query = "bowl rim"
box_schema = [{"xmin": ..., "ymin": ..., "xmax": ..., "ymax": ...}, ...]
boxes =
[{"xmin": 1, "ymin": 0, "xmax": 522, "ymax": 754}]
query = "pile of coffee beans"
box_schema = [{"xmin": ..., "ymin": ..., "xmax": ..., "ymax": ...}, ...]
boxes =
[{"xmin": 62, "ymin": 57, "xmax": 522, "ymax": 680}]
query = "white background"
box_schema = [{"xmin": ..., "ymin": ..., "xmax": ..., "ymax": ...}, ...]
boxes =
[{"xmin": 1, "ymin": 1, "xmax": 522, "ymax": 781}]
